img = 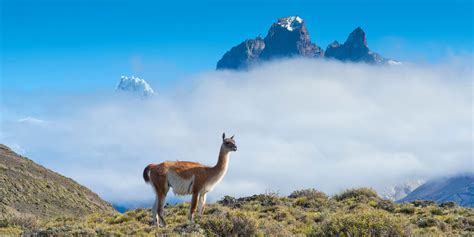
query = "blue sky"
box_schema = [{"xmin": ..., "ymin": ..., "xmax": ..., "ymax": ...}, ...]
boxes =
[
  {"xmin": 0, "ymin": 0, "xmax": 472, "ymax": 205},
  {"xmin": 1, "ymin": 0, "xmax": 473, "ymax": 91}
]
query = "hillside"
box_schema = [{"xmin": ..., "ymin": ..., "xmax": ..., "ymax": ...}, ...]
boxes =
[
  {"xmin": 0, "ymin": 144, "xmax": 115, "ymax": 221},
  {"xmin": 399, "ymin": 174, "xmax": 474, "ymax": 207},
  {"xmin": 3, "ymin": 188, "xmax": 473, "ymax": 236}
]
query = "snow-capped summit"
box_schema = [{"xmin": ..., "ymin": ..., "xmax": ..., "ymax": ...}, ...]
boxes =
[
  {"xmin": 259, "ymin": 16, "xmax": 322, "ymax": 60},
  {"xmin": 276, "ymin": 16, "xmax": 303, "ymax": 31},
  {"xmin": 216, "ymin": 16, "xmax": 397, "ymax": 70},
  {"xmin": 116, "ymin": 76, "xmax": 154, "ymax": 97}
]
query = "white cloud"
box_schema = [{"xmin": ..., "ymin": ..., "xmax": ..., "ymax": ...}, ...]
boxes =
[
  {"xmin": 1, "ymin": 59, "xmax": 472, "ymax": 205},
  {"xmin": 18, "ymin": 116, "xmax": 47, "ymax": 125}
]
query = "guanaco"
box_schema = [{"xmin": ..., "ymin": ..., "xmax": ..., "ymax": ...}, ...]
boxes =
[{"xmin": 143, "ymin": 133, "xmax": 237, "ymax": 226}]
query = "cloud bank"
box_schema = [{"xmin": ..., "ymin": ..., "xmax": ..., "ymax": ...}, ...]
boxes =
[{"xmin": 1, "ymin": 59, "xmax": 472, "ymax": 205}]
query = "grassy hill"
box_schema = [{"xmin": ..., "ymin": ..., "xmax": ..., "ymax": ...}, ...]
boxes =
[
  {"xmin": 1, "ymin": 144, "xmax": 473, "ymax": 236},
  {"xmin": 0, "ymin": 144, "xmax": 115, "ymax": 235},
  {"xmin": 3, "ymin": 188, "xmax": 473, "ymax": 236}
]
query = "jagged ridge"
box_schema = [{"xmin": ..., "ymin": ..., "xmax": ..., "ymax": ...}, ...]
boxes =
[{"xmin": 217, "ymin": 16, "xmax": 398, "ymax": 70}]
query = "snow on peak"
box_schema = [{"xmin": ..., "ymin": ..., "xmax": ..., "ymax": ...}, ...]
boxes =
[
  {"xmin": 276, "ymin": 16, "xmax": 303, "ymax": 31},
  {"xmin": 381, "ymin": 179, "xmax": 424, "ymax": 201},
  {"xmin": 117, "ymin": 75, "xmax": 155, "ymax": 97},
  {"xmin": 387, "ymin": 60, "xmax": 402, "ymax": 65}
]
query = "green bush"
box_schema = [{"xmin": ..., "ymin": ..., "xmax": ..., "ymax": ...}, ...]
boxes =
[
  {"xmin": 397, "ymin": 204, "xmax": 416, "ymax": 214},
  {"xmin": 312, "ymin": 209, "xmax": 411, "ymax": 237},
  {"xmin": 289, "ymin": 189, "xmax": 328, "ymax": 199},
  {"xmin": 219, "ymin": 195, "xmax": 237, "ymax": 208},
  {"xmin": 376, "ymin": 199, "xmax": 396, "ymax": 212},
  {"xmin": 0, "ymin": 216, "xmax": 37, "ymax": 230},
  {"xmin": 411, "ymin": 200, "xmax": 436, "ymax": 207},
  {"xmin": 417, "ymin": 217, "xmax": 438, "ymax": 228},
  {"xmin": 439, "ymin": 201, "xmax": 457, "ymax": 209},
  {"xmin": 333, "ymin": 188, "xmax": 378, "ymax": 202},
  {"xmin": 430, "ymin": 208, "xmax": 444, "ymax": 215},
  {"xmin": 260, "ymin": 222, "xmax": 292, "ymax": 236},
  {"xmin": 229, "ymin": 212, "xmax": 257, "ymax": 236},
  {"xmin": 200, "ymin": 211, "xmax": 257, "ymax": 236}
]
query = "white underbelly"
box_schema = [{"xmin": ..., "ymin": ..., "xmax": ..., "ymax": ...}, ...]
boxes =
[{"xmin": 167, "ymin": 171, "xmax": 195, "ymax": 195}]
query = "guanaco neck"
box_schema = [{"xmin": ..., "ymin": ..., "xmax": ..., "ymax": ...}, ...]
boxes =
[{"xmin": 212, "ymin": 145, "xmax": 230, "ymax": 174}]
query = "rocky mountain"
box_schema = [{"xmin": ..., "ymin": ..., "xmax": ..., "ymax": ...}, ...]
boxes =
[
  {"xmin": 216, "ymin": 37, "xmax": 265, "ymax": 70},
  {"xmin": 381, "ymin": 180, "xmax": 425, "ymax": 201},
  {"xmin": 216, "ymin": 16, "xmax": 397, "ymax": 70},
  {"xmin": 259, "ymin": 16, "xmax": 323, "ymax": 60},
  {"xmin": 116, "ymin": 75, "xmax": 154, "ymax": 97},
  {"xmin": 325, "ymin": 27, "xmax": 399, "ymax": 65},
  {"xmin": 0, "ymin": 144, "xmax": 115, "ymax": 219},
  {"xmin": 398, "ymin": 174, "xmax": 474, "ymax": 207}
]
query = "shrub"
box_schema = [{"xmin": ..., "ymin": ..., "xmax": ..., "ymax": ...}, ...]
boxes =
[
  {"xmin": 376, "ymin": 200, "xmax": 396, "ymax": 212},
  {"xmin": 430, "ymin": 208, "xmax": 444, "ymax": 215},
  {"xmin": 333, "ymin": 188, "xmax": 378, "ymax": 202},
  {"xmin": 110, "ymin": 213, "xmax": 132, "ymax": 224},
  {"xmin": 289, "ymin": 189, "xmax": 328, "ymax": 199},
  {"xmin": 1, "ymin": 215, "xmax": 37, "ymax": 230},
  {"xmin": 291, "ymin": 189, "xmax": 329, "ymax": 210},
  {"xmin": 230, "ymin": 212, "xmax": 257, "ymax": 236},
  {"xmin": 411, "ymin": 200, "xmax": 436, "ymax": 207},
  {"xmin": 218, "ymin": 194, "xmax": 280, "ymax": 208},
  {"xmin": 244, "ymin": 194, "xmax": 281, "ymax": 207},
  {"xmin": 173, "ymin": 222, "xmax": 205, "ymax": 235},
  {"xmin": 312, "ymin": 209, "xmax": 411, "ymax": 237},
  {"xmin": 200, "ymin": 212, "xmax": 258, "ymax": 236},
  {"xmin": 417, "ymin": 217, "xmax": 438, "ymax": 228},
  {"xmin": 397, "ymin": 204, "xmax": 416, "ymax": 214},
  {"xmin": 294, "ymin": 197, "xmax": 329, "ymax": 210},
  {"xmin": 439, "ymin": 202, "xmax": 457, "ymax": 209},
  {"xmin": 261, "ymin": 222, "xmax": 292, "ymax": 236},
  {"xmin": 219, "ymin": 195, "xmax": 237, "ymax": 208}
]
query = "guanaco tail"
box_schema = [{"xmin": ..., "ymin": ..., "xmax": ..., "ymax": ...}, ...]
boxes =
[{"xmin": 143, "ymin": 133, "xmax": 237, "ymax": 226}]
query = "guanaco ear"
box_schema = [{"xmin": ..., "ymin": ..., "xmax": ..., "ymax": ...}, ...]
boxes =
[
  {"xmin": 230, "ymin": 135, "xmax": 234, "ymax": 139},
  {"xmin": 222, "ymin": 133, "xmax": 226, "ymax": 141}
]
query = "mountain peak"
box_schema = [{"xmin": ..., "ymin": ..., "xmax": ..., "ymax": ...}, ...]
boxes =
[
  {"xmin": 276, "ymin": 16, "xmax": 304, "ymax": 31},
  {"xmin": 325, "ymin": 26, "xmax": 393, "ymax": 64},
  {"xmin": 346, "ymin": 26, "xmax": 367, "ymax": 47},
  {"xmin": 117, "ymin": 76, "xmax": 154, "ymax": 97},
  {"xmin": 216, "ymin": 17, "xmax": 396, "ymax": 70}
]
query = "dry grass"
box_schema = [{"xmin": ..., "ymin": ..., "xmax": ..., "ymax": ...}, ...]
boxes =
[{"xmin": 2, "ymin": 188, "xmax": 472, "ymax": 236}]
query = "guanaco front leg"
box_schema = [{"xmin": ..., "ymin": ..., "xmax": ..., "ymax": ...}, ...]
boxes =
[
  {"xmin": 198, "ymin": 193, "xmax": 207, "ymax": 215},
  {"xmin": 188, "ymin": 193, "xmax": 199, "ymax": 222}
]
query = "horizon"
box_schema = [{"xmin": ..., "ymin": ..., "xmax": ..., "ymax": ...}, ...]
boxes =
[{"xmin": 1, "ymin": 0, "xmax": 473, "ymax": 209}]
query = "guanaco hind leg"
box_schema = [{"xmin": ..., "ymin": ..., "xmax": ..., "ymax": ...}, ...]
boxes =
[
  {"xmin": 152, "ymin": 196, "xmax": 159, "ymax": 226},
  {"xmin": 151, "ymin": 174, "xmax": 169, "ymax": 227},
  {"xmin": 157, "ymin": 193, "xmax": 167, "ymax": 226}
]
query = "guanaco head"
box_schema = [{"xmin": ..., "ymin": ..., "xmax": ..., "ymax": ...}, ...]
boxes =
[{"xmin": 222, "ymin": 133, "xmax": 237, "ymax": 152}]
